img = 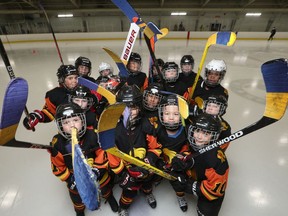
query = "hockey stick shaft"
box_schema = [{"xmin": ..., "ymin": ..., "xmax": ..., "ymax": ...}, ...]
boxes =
[
  {"xmin": 188, "ymin": 32, "xmax": 236, "ymax": 101},
  {"xmin": 0, "ymin": 38, "xmax": 35, "ymax": 131},
  {"xmin": 39, "ymin": 3, "xmax": 64, "ymax": 65},
  {"xmin": 98, "ymin": 103, "xmax": 177, "ymax": 180},
  {"xmin": 187, "ymin": 58, "xmax": 288, "ymax": 159}
]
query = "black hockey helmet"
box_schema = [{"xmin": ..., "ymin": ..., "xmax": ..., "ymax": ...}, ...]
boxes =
[
  {"xmin": 69, "ymin": 85, "xmax": 97, "ymax": 111},
  {"xmin": 153, "ymin": 58, "xmax": 165, "ymax": 67},
  {"xmin": 56, "ymin": 64, "xmax": 78, "ymax": 84},
  {"xmin": 116, "ymin": 84, "xmax": 143, "ymax": 108},
  {"xmin": 75, "ymin": 56, "xmax": 92, "ymax": 69},
  {"xmin": 143, "ymin": 83, "xmax": 164, "ymax": 111},
  {"xmin": 188, "ymin": 113, "xmax": 222, "ymax": 150},
  {"xmin": 180, "ymin": 55, "xmax": 194, "ymax": 66},
  {"xmin": 162, "ymin": 62, "xmax": 179, "ymax": 82},
  {"xmin": 55, "ymin": 103, "xmax": 86, "ymax": 139},
  {"xmin": 158, "ymin": 94, "xmax": 181, "ymax": 130},
  {"xmin": 128, "ymin": 52, "xmax": 142, "ymax": 64},
  {"xmin": 203, "ymin": 94, "xmax": 228, "ymax": 116}
]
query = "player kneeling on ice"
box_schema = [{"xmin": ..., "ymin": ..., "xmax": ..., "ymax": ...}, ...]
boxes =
[
  {"xmin": 173, "ymin": 113, "xmax": 229, "ymax": 216},
  {"xmin": 48, "ymin": 103, "xmax": 114, "ymax": 216}
]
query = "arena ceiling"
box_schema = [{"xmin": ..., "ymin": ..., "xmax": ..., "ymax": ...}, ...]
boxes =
[{"xmin": 1, "ymin": 0, "xmax": 288, "ymax": 17}]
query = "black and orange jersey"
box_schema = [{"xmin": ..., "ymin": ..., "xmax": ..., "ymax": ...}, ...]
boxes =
[
  {"xmin": 178, "ymin": 72, "xmax": 203, "ymax": 90},
  {"xmin": 41, "ymin": 86, "xmax": 71, "ymax": 122},
  {"xmin": 50, "ymin": 129, "xmax": 99, "ymax": 182},
  {"xmin": 156, "ymin": 125, "xmax": 190, "ymax": 165},
  {"xmin": 191, "ymin": 147, "xmax": 229, "ymax": 201},
  {"xmin": 127, "ymin": 72, "xmax": 148, "ymax": 91},
  {"xmin": 219, "ymin": 116, "xmax": 232, "ymax": 151},
  {"xmin": 163, "ymin": 80, "xmax": 188, "ymax": 97},
  {"xmin": 188, "ymin": 81, "xmax": 229, "ymax": 108}
]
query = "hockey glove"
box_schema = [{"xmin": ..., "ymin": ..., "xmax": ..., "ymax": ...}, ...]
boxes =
[
  {"xmin": 23, "ymin": 110, "xmax": 44, "ymax": 130},
  {"xmin": 171, "ymin": 156, "xmax": 194, "ymax": 172},
  {"xmin": 119, "ymin": 171, "xmax": 141, "ymax": 190},
  {"xmin": 127, "ymin": 165, "xmax": 149, "ymax": 179}
]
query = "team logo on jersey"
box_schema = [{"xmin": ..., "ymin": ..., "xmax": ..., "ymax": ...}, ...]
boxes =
[
  {"xmin": 51, "ymin": 136, "xmax": 58, "ymax": 146},
  {"xmin": 217, "ymin": 150, "xmax": 226, "ymax": 163}
]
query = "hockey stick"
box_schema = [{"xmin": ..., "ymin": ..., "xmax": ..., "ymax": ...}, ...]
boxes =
[
  {"xmin": 186, "ymin": 58, "xmax": 288, "ymax": 160},
  {"xmin": 71, "ymin": 128, "xmax": 101, "ymax": 210},
  {"xmin": 98, "ymin": 103, "xmax": 177, "ymax": 181},
  {"xmin": 121, "ymin": 22, "xmax": 140, "ymax": 65},
  {"xmin": 38, "ymin": 3, "xmax": 64, "ymax": 65},
  {"xmin": 0, "ymin": 38, "xmax": 35, "ymax": 132},
  {"xmin": 78, "ymin": 77, "xmax": 116, "ymax": 104},
  {"xmin": 188, "ymin": 31, "xmax": 237, "ymax": 101}
]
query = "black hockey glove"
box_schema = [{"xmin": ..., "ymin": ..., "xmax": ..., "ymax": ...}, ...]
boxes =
[
  {"xmin": 23, "ymin": 110, "xmax": 44, "ymax": 130},
  {"xmin": 127, "ymin": 165, "xmax": 149, "ymax": 179},
  {"xmin": 119, "ymin": 171, "xmax": 141, "ymax": 190},
  {"xmin": 170, "ymin": 172, "xmax": 187, "ymax": 192},
  {"xmin": 171, "ymin": 156, "xmax": 194, "ymax": 172}
]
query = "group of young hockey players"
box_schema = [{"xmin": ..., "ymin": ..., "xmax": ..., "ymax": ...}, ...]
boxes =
[{"xmin": 22, "ymin": 52, "xmax": 232, "ymax": 216}]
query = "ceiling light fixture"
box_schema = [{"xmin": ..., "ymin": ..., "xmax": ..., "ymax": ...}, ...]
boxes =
[
  {"xmin": 171, "ymin": 12, "xmax": 187, "ymax": 16},
  {"xmin": 245, "ymin": 13, "xmax": 261, "ymax": 17},
  {"xmin": 57, "ymin": 14, "xmax": 73, "ymax": 18}
]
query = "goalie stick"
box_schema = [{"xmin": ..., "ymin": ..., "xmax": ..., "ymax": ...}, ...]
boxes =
[
  {"xmin": 71, "ymin": 128, "xmax": 101, "ymax": 210},
  {"xmin": 0, "ymin": 38, "xmax": 35, "ymax": 131},
  {"xmin": 185, "ymin": 58, "xmax": 288, "ymax": 160},
  {"xmin": 188, "ymin": 31, "xmax": 237, "ymax": 101},
  {"xmin": 98, "ymin": 103, "xmax": 177, "ymax": 181}
]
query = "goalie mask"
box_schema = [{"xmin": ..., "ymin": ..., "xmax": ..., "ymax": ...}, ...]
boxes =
[
  {"xmin": 204, "ymin": 59, "xmax": 227, "ymax": 87},
  {"xmin": 159, "ymin": 94, "xmax": 181, "ymax": 130},
  {"xmin": 55, "ymin": 103, "xmax": 86, "ymax": 140},
  {"xmin": 116, "ymin": 84, "xmax": 143, "ymax": 129},
  {"xmin": 188, "ymin": 113, "xmax": 222, "ymax": 151}
]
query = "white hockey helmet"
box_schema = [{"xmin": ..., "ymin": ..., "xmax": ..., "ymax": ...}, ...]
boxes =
[
  {"xmin": 98, "ymin": 62, "xmax": 113, "ymax": 75},
  {"xmin": 204, "ymin": 59, "xmax": 227, "ymax": 87}
]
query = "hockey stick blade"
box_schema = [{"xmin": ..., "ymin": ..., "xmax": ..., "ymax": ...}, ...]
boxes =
[
  {"xmin": 98, "ymin": 103, "xmax": 177, "ymax": 180},
  {"xmin": 71, "ymin": 128, "xmax": 101, "ymax": 210},
  {"xmin": 0, "ymin": 38, "xmax": 35, "ymax": 131},
  {"xmin": 188, "ymin": 31, "xmax": 237, "ymax": 101},
  {"xmin": 189, "ymin": 58, "xmax": 288, "ymax": 158},
  {"xmin": 78, "ymin": 77, "xmax": 116, "ymax": 104},
  {"xmin": 0, "ymin": 78, "xmax": 51, "ymax": 149}
]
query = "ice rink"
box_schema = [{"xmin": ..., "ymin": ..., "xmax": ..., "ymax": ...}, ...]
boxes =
[{"xmin": 0, "ymin": 36, "xmax": 287, "ymax": 216}]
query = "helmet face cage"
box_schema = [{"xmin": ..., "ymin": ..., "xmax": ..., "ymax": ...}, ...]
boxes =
[
  {"xmin": 162, "ymin": 62, "xmax": 179, "ymax": 83},
  {"xmin": 143, "ymin": 90, "xmax": 163, "ymax": 111},
  {"xmin": 187, "ymin": 125, "xmax": 220, "ymax": 151},
  {"xmin": 57, "ymin": 65, "xmax": 78, "ymax": 84},
  {"xmin": 204, "ymin": 59, "xmax": 227, "ymax": 87},
  {"xmin": 158, "ymin": 96, "xmax": 181, "ymax": 130},
  {"xmin": 68, "ymin": 86, "xmax": 95, "ymax": 111},
  {"xmin": 187, "ymin": 114, "xmax": 221, "ymax": 151},
  {"xmin": 56, "ymin": 113, "xmax": 86, "ymax": 140},
  {"xmin": 203, "ymin": 96, "xmax": 227, "ymax": 116}
]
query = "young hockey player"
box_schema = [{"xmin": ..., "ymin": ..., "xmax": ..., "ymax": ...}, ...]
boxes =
[
  {"xmin": 178, "ymin": 54, "xmax": 203, "ymax": 89},
  {"xmin": 96, "ymin": 62, "xmax": 114, "ymax": 83},
  {"xmin": 191, "ymin": 59, "xmax": 229, "ymax": 107},
  {"xmin": 203, "ymin": 95, "xmax": 231, "ymax": 151},
  {"xmin": 111, "ymin": 85, "xmax": 158, "ymax": 216},
  {"xmin": 48, "ymin": 103, "xmax": 98, "ymax": 216},
  {"xmin": 23, "ymin": 64, "xmax": 78, "ymax": 130},
  {"xmin": 75, "ymin": 56, "xmax": 96, "ymax": 82},
  {"xmin": 156, "ymin": 94, "xmax": 191, "ymax": 212},
  {"xmin": 173, "ymin": 113, "xmax": 229, "ymax": 216},
  {"xmin": 126, "ymin": 52, "xmax": 148, "ymax": 91},
  {"xmin": 161, "ymin": 62, "xmax": 188, "ymax": 96}
]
